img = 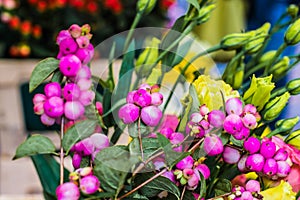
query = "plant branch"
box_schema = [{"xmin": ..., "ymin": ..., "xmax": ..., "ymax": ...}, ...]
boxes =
[
  {"xmin": 60, "ymin": 117, "xmax": 65, "ymax": 185},
  {"xmin": 117, "ymin": 168, "xmax": 168, "ymax": 200},
  {"xmin": 180, "ymin": 185, "xmax": 187, "ymax": 200}
]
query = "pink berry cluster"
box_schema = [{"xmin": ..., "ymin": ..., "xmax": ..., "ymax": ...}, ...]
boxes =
[
  {"xmin": 230, "ymin": 180, "xmax": 263, "ymax": 200},
  {"xmin": 237, "ymin": 136, "xmax": 292, "ymax": 179},
  {"xmin": 56, "ymin": 167, "xmax": 100, "ymax": 200},
  {"xmin": 33, "ymin": 24, "xmax": 96, "ymax": 126},
  {"xmin": 173, "ymin": 156, "xmax": 210, "ymax": 190},
  {"xmin": 223, "ymin": 98, "xmax": 260, "ymax": 140},
  {"xmin": 70, "ymin": 133, "xmax": 110, "ymax": 169},
  {"xmin": 118, "ymin": 84, "xmax": 163, "ymax": 127}
]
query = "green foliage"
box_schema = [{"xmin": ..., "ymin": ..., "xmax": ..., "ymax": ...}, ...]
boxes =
[
  {"xmin": 29, "ymin": 57, "xmax": 59, "ymax": 92},
  {"xmin": 13, "ymin": 134, "xmax": 56, "ymax": 160}
]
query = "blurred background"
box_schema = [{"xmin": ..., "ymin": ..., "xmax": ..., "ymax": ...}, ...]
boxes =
[{"xmin": 0, "ymin": 0, "xmax": 299, "ymax": 198}]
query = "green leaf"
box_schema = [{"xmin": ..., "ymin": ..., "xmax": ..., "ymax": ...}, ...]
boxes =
[
  {"xmin": 187, "ymin": 0, "xmax": 200, "ymax": 11},
  {"xmin": 214, "ymin": 178, "xmax": 232, "ymax": 196},
  {"xmin": 102, "ymin": 88, "xmax": 115, "ymax": 128},
  {"xmin": 157, "ymin": 133, "xmax": 190, "ymax": 168},
  {"xmin": 13, "ymin": 134, "xmax": 56, "ymax": 160},
  {"xmin": 62, "ymin": 120, "xmax": 97, "ymax": 153},
  {"xmin": 31, "ymin": 154, "xmax": 69, "ymax": 199},
  {"xmin": 199, "ymin": 173, "xmax": 206, "ymax": 199},
  {"xmin": 51, "ymin": 70, "xmax": 64, "ymax": 83},
  {"xmin": 84, "ymin": 192, "xmax": 115, "ymax": 199},
  {"xmin": 134, "ymin": 173, "xmax": 180, "ymax": 199},
  {"xmin": 93, "ymin": 146, "xmax": 139, "ymax": 196},
  {"xmin": 171, "ymin": 39, "xmax": 193, "ymax": 67},
  {"xmin": 114, "ymin": 41, "xmax": 135, "ymax": 101},
  {"xmin": 29, "ymin": 57, "xmax": 59, "ymax": 92},
  {"xmin": 102, "ymin": 98, "xmax": 126, "ymax": 118},
  {"xmin": 177, "ymin": 94, "xmax": 193, "ymax": 133},
  {"xmin": 124, "ymin": 193, "xmax": 149, "ymax": 200},
  {"xmin": 110, "ymin": 125, "xmax": 124, "ymax": 144}
]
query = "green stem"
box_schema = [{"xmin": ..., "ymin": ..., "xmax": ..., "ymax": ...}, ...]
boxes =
[
  {"xmin": 263, "ymin": 42, "xmax": 287, "ymax": 75},
  {"xmin": 270, "ymin": 87, "xmax": 287, "ymax": 99},
  {"xmin": 222, "ymin": 50, "xmax": 245, "ymax": 80},
  {"xmin": 244, "ymin": 62, "xmax": 266, "ymax": 80},
  {"xmin": 123, "ymin": 11, "xmax": 143, "ymax": 53},
  {"xmin": 163, "ymin": 45, "xmax": 222, "ymax": 111},
  {"xmin": 265, "ymin": 129, "xmax": 281, "ymax": 138},
  {"xmin": 138, "ymin": 118, "xmax": 144, "ymax": 161},
  {"xmin": 60, "ymin": 117, "xmax": 65, "ymax": 185}
]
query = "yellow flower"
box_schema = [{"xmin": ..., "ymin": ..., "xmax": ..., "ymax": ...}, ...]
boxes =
[
  {"xmin": 192, "ymin": 75, "xmax": 239, "ymax": 110},
  {"xmin": 260, "ymin": 180, "xmax": 296, "ymax": 200}
]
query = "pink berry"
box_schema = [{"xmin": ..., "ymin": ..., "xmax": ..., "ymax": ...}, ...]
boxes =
[
  {"xmin": 162, "ymin": 171, "xmax": 176, "ymax": 183},
  {"xmin": 273, "ymin": 148, "xmax": 288, "ymax": 161},
  {"xmin": 33, "ymin": 93, "xmax": 46, "ymax": 104},
  {"xmin": 76, "ymin": 137, "xmax": 95, "ymax": 156},
  {"xmin": 63, "ymin": 83, "xmax": 81, "ymax": 101},
  {"xmin": 241, "ymin": 191, "xmax": 253, "ymax": 200},
  {"xmin": 243, "ymin": 136, "xmax": 261, "ymax": 154},
  {"xmin": 77, "ymin": 78, "xmax": 92, "ymax": 91},
  {"xmin": 223, "ymin": 114, "xmax": 243, "ymax": 135},
  {"xmin": 151, "ymin": 92, "xmax": 163, "ymax": 106},
  {"xmin": 276, "ymin": 160, "xmax": 291, "ymax": 177},
  {"xmin": 118, "ymin": 103, "xmax": 140, "ymax": 124},
  {"xmin": 225, "ymin": 98, "xmax": 243, "ymax": 115},
  {"xmin": 199, "ymin": 104, "xmax": 209, "ymax": 116},
  {"xmin": 59, "ymin": 55, "xmax": 81, "ymax": 77},
  {"xmin": 77, "ymin": 167, "xmax": 93, "ymax": 177},
  {"xmin": 140, "ymin": 106, "xmax": 162, "ymax": 127},
  {"xmin": 263, "ymin": 158, "xmax": 278, "ymax": 176},
  {"xmin": 242, "ymin": 113, "xmax": 257, "ymax": 129},
  {"xmin": 195, "ymin": 164, "xmax": 210, "ymax": 179},
  {"xmin": 207, "ymin": 110, "xmax": 225, "ymax": 128},
  {"xmin": 75, "ymin": 48, "xmax": 91, "ymax": 65},
  {"xmin": 75, "ymin": 65, "xmax": 92, "ymax": 80},
  {"xmin": 68, "ymin": 24, "xmax": 81, "ymax": 38},
  {"xmin": 245, "ymin": 153, "xmax": 265, "ymax": 172},
  {"xmin": 169, "ymin": 132, "xmax": 185, "ymax": 152},
  {"xmin": 223, "ymin": 146, "xmax": 241, "ymax": 164},
  {"xmin": 43, "ymin": 96, "xmax": 64, "ymax": 118},
  {"xmin": 72, "ymin": 153, "xmax": 82, "ymax": 169},
  {"xmin": 133, "ymin": 89, "xmax": 152, "ymax": 107},
  {"xmin": 59, "ymin": 37, "xmax": 78, "ymax": 55},
  {"xmin": 79, "ymin": 90, "xmax": 95, "ymax": 106},
  {"xmin": 40, "ymin": 113, "xmax": 56, "ymax": 126},
  {"xmin": 79, "ymin": 175, "xmax": 100, "ymax": 194},
  {"xmin": 176, "ymin": 155, "xmax": 194, "ymax": 170},
  {"xmin": 126, "ymin": 90, "xmax": 137, "ymax": 104},
  {"xmin": 56, "ymin": 182, "xmax": 80, "ymax": 200},
  {"xmin": 232, "ymin": 125, "xmax": 250, "ymax": 140},
  {"xmin": 200, "ymin": 120, "xmax": 210, "ymax": 130},
  {"xmin": 34, "ymin": 102, "xmax": 44, "ymax": 115},
  {"xmin": 189, "ymin": 112, "xmax": 203, "ymax": 123},
  {"xmin": 243, "ymin": 104, "xmax": 257, "ymax": 114},
  {"xmin": 138, "ymin": 83, "xmax": 151, "ymax": 91},
  {"xmin": 160, "ymin": 127, "xmax": 173, "ymax": 138},
  {"xmin": 203, "ymin": 134, "xmax": 224, "ymax": 156},
  {"xmin": 90, "ymin": 133, "xmax": 109, "ymax": 151},
  {"xmin": 95, "ymin": 102, "xmax": 103, "ymax": 115},
  {"xmin": 76, "ymin": 36, "xmax": 90, "ymax": 48},
  {"xmin": 44, "ymin": 82, "xmax": 61, "ymax": 98},
  {"xmin": 260, "ymin": 141, "xmax": 276, "ymax": 158},
  {"xmin": 245, "ymin": 180, "xmax": 260, "ymax": 192},
  {"xmin": 64, "ymin": 101, "xmax": 85, "ymax": 120},
  {"xmin": 187, "ymin": 172, "xmax": 199, "ymax": 189},
  {"xmin": 238, "ymin": 155, "xmax": 248, "ymax": 172},
  {"xmin": 56, "ymin": 30, "xmax": 71, "ymax": 45}
]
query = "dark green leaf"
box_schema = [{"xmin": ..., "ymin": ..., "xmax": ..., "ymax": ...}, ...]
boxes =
[
  {"xmin": 182, "ymin": 190, "xmax": 196, "ymax": 200},
  {"xmin": 230, "ymin": 135, "xmax": 244, "ymax": 147},
  {"xmin": 31, "ymin": 154, "xmax": 69, "ymax": 199},
  {"xmin": 110, "ymin": 125, "xmax": 123, "ymax": 144},
  {"xmin": 157, "ymin": 133, "xmax": 190, "ymax": 168},
  {"xmin": 214, "ymin": 178, "xmax": 232, "ymax": 196},
  {"xmin": 29, "ymin": 57, "xmax": 59, "ymax": 92},
  {"xmin": 84, "ymin": 192, "xmax": 115, "ymax": 199},
  {"xmin": 199, "ymin": 173, "xmax": 206, "ymax": 199},
  {"xmin": 134, "ymin": 173, "xmax": 180, "ymax": 199},
  {"xmin": 13, "ymin": 134, "xmax": 56, "ymax": 160},
  {"xmin": 124, "ymin": 193, "xmax": 149, "ymax": 200},
  {"xmin": 62, "ymin": 120, "xmax": 97, "ymax": 153},
  {"xmin": 51, "ymin": 70, "xmax": 64, "ymax": 83},
  {"xmin": 102, "ymin": 88, "xmax": 115, "ymax": 127},
  {"xmin": 93, "ymin": 146, "xmax": 139, "ymax": 195}
]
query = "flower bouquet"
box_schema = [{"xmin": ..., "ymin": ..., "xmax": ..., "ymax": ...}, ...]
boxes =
[{"xmin": 13, "ymin": 0, "xmax": 300, "ymax": 199}]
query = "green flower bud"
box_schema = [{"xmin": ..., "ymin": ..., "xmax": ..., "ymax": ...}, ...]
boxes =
[
  {"xmin": 259, "ymin": 50, "xmax": 277, "ymax": 63},
  {"xmin": 197, "ymin": 4, "xmax": 216, "ymax": 24},
  {"xmin": 137, "ymin": 0, "xmax": 157, "ymax": 14},
  {"xmin": 269, "ymin": 56, "xmax": 290, "ymax": 80},
  {"xmin": 135, "ymin": 37, "xmax": 160, "ymax": 77},
  {"xmin": 285, "ymin": 129, "xmax": 300, "ymax": 149},
  {"xmin": 243, "ymin": 75, "xmax": 275, "ymax": 111},
  {"xmin": 263, "ymin": 92, "xmax": 290, "ymax": 121},
  {"xmin": 284, "ymin": 18, "xmax": 300, "ymax": 45},
  {"xmin": 287, "ymin": 4, "xmax": 299, "ymax": 18},
  {"xmin": 220, "ymin": 32, "xmax": 255, "ymax": 51},
  {"xmin": 275, "ymin": 116, "xmax": 300, "ymax": 136},
  {"xmin": 245, "ymin": 23, "xmax": 271, "ymax": 54},
  {"xmin": 180, "ymin": 177, "xmax": 187, "ymax": 185},
  {"xmin": 286, "ymin": 78, "xmax": 300, "ymax": 95},
  {"xmin": 233, "ymin": 64, "xmax": 244, "ymax": 89}
]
